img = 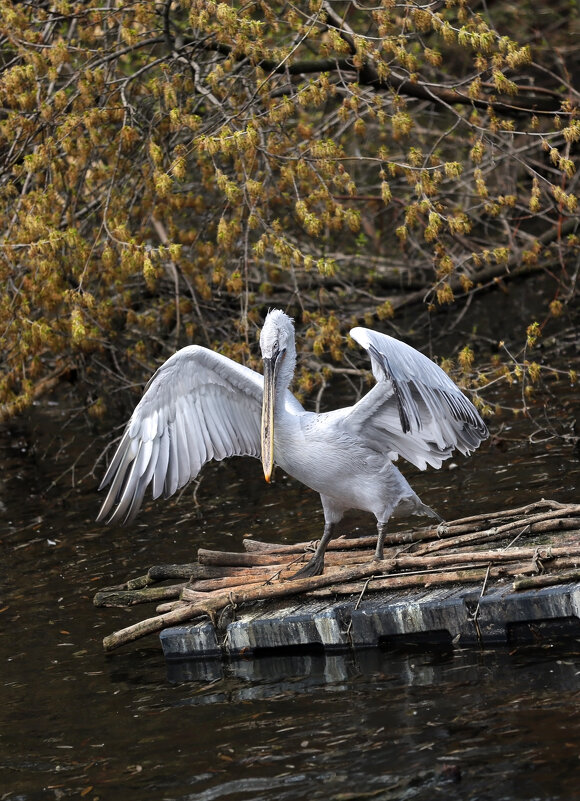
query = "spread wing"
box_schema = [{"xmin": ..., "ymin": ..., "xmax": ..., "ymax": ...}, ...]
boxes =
[
  {"xmin": 97, "ymin": 346, "xmax": 264, "ymax": 525},
  {"xmin": 345, "ymin": 327, "xmax": 488, "ymax": 470}
]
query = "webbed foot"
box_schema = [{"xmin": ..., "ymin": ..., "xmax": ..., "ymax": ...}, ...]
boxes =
[{"xmin": 291, "ymin": 555, "xmax": 325, "ymax": 579}]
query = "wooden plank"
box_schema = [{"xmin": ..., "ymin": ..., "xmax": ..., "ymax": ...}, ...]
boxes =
[{"xmin": 159, "ymin": 581, "xmax": 580, "ymax": 660}]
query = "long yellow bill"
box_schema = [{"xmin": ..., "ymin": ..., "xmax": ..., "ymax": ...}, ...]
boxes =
[{"xmin": 261, "ymin": 357, "xmax": 276, "ymax": 482}]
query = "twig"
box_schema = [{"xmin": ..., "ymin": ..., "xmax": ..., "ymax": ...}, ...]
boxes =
[{"xmin": 471, "ymin": 564, "xmax": 492, "ymax": 646}]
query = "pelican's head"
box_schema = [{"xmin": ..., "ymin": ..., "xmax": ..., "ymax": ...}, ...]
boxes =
[
  {"xmin": 260, "ymin": 310, "xmax": 294, "ymax": 483},
  {"xmin": 259, "ymin": 309, "xmax": 294, "ymax": 359}
]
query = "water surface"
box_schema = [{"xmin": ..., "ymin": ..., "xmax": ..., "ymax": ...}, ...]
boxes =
[{"xmin": 1, "ymin": 384, "xmax": 579, "ymax": 800}]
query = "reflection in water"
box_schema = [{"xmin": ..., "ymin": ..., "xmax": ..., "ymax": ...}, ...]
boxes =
[
  {"xmin": 0, "ymin": 384, "xmax": 579, "ymax": 800},
  {"xmin": 165, "ymin": 644, "xmax": 580, "ymax": 700}
]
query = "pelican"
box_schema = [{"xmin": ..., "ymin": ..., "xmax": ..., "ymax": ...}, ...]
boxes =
[{"xmin": 98, "ymin": 309, "xmax": 488, "ymax": 576}]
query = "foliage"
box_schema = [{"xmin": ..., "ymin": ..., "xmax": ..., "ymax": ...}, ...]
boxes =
[{"xmin": 0, "ymin": 0, "xmax": 578, "ymax": 423}]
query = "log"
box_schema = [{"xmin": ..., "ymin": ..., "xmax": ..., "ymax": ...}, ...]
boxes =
[
  {"xmin": 148, "ymin": 563, "xmax": 254, "ymax": 580},
  {"xmin": 243, "ymin": 537, "xmax": 326, "ymax": 553},
  {"xmin": 197, "ymin": 547, "xmax": 376, "ymax": 568},
  {"xmin": 125, "ymin": 573, "xmax": 154, "ymax": 590},
  {"xmin": 93, "ymin": 583, "xmax": 185, "ymax": 607},
  {"xmin": 381, "ymin": 546, "xmax": 580, "ymax": 570},
  {"xmin": 435, "ymin": 498, "xmax": 573, "ymax": 526},
  {"xmin": 147, "ymin": 564, "xmax": 199, "ymax": 581},
  {"xmin": 181, "ymin": 582, "xmax": 267, "ymax": 601},
  {"xmin": 197, "ymin": 548, "xmax": 297, "ymax": 567},
  {"xmin": 96, "ymin": 573, "xmax": 152, "ymax": 593},
  {"xmin": 242, "ymin": 531, "xmax": 431, "ymax": 554},
  {"xmin": 513, "ymin": 569, "xmax": 580, "ymax": 591},
  {"xmin": 186, "ymin": 564, "xmax": 304, "ymax": 591},
  {"xmin": 307, "ymin": 562, "xmax": 534, "ymax": 597},
  {"xmin": 156, "ymin": 600, "xmax": 190, "ymax": 613}
]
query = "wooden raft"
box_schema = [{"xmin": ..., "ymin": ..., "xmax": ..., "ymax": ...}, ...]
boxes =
[{"xmin": 94, "ymin": 500, "xmax": 580, "ymax": 657}]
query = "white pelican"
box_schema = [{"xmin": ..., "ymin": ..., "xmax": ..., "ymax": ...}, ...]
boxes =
[{"xmin": 98, "ymin": 309, "xmax": 488, "ymax": 576}]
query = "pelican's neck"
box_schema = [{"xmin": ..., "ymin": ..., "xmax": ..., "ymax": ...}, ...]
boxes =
[
  {"xmin": 276, "ymin": 337, "xmax": 296, "ymax": 404},
  {"xmin": 274, "ymin": 337, "xmax": 296, "ymax": 411}
]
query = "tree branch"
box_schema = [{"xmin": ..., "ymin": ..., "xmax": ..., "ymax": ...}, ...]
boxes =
[{"xmin": 190, "ymin": 37, "xmax": 567, "ymax": 116}]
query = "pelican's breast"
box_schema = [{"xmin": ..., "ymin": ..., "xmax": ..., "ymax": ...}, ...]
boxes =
[{"xmin": 274, "ymin": 408, "xmax": 381, "ymax": 493}]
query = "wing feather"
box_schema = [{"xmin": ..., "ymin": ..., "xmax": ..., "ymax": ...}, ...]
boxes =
[
  {"xmin": 124, "ymin": 438, "xmax": 160, "ymax": 524},
  {"xmin": 179, "ymin": 397, "xmax": 202, "ymax": 478},
  {"xmin": 97, "ymin": 345, "xmax": 263, "ymax": 524},
  {"xmin": 174, "ymin": 411, "xmax": 191, "ymax": 486},
  {"xmin": 204, "ymin": 392, "xmax": 230, "ymax": 460},
  {"xmin": 152, "ymin": 433, "xmax": 170, "ymax": 499},
  {"xmin": 216, "ymin": 390, "xmax": 243, "ymax": 452},
  {"xmin": 164, "ymin": 420, "xmax": 180, "ymax": 498},
  {"xmin": 347, "ymin": 327, "xmax": 488, "ymax": 470},
  {"xmin": 189, "ymin": 397, "xmax": 209, "ymax": 467}
]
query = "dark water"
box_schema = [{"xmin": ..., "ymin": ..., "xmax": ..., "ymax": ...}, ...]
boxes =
[{"xmin": 1, "ymin": 386, "xmax": 579, "ymax": 800}]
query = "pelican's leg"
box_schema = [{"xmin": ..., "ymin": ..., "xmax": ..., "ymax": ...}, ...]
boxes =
[
  {"xmin": 374, "ymin": 521, "xmax": 388, "ymax": 561},
  {"xmin": 291, "ymin": 522, "xmax": 335, "ymax": 579}
]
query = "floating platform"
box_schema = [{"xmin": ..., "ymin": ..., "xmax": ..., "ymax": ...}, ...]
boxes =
[
  {"xmin": 160, "ymin": 580, "xmax": 580, "ymax": 662},
  {"xmin": 96, "ymin": 500, "xmax": 580, "ymax": 658}
]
